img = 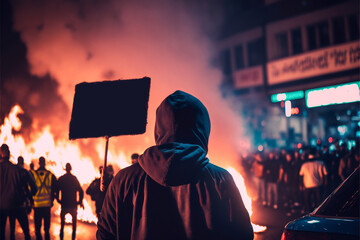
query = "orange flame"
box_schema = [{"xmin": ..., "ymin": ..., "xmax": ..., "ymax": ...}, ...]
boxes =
[
  {"xmin": 227, "ymin": 167, "xmax": 267, "ymax": 233},
  {"xmin": 0, "ymin": 105, "xmax": 113, "ymax": 222}
]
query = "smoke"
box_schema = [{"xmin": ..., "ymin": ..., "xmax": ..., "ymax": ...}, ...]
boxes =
[{"xmin": 10, "ymin": 0, "xmax": 246, "ymax": 168}]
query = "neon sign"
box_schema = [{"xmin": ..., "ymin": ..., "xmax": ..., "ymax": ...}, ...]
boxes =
[{"xmin": 305, "ymin": 82, "xmax": 360, "ymax": 108}]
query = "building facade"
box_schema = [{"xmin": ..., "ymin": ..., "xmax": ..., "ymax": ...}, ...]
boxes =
[{"xmin": 218, "ymin": 0, "xmax": 359, "ymax": 150}]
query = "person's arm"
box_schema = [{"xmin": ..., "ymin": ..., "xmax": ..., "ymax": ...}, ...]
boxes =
[
  {"xmin": 76, "ymin": 178, "xmax": 84, "ymax": 208},
  {"xmin": 52, "ymin": 174, "xmax": 59, "ymax": 203},
  {"xmin": 96, "ymin": 179, "xmax": 118, "ymax": 240},
  {"xmin": 27, "ymin": 171, "xmax": 38, "ymax": 196}
]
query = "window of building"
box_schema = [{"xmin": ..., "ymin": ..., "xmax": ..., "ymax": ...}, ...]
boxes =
[
  {"xmin": 234, "ymin": 44, "xmax": 245, "ymax": 70},
  {"xmin": 307, "ymin": 24, "xmax": 317, "ymax": 51},
  {"xmin": 332, "ymin": 16, "xmax": 346, "ymax": 44},
  {"xmin": 318, "ymin": 21, "xmax": 330, "ymax": 47},
  {"xmin": 291, "ymin": 28, "xmax": 303, "ymax": 55},
  {"xmin": 348, "ymin": 14, "xmax": 360, "ymax": 41},
  {"xmin": 220, "ymin": 49, "xmax": 232, "ymax": 75},
  {"xmin": 274, "ymin": 32, "xmax": 288, "ymax": 59},
  {"xmin": 247, "ymin": 38, "xmax": 264, "ymax": 66}
]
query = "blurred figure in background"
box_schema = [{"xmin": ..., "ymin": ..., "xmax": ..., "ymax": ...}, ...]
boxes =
[
  {"xmin": 9, "ymin": 156, "xmax": 37, "ymax": 240},
  {"xmin": 299, "ymin": 148, "xmax": 328, "ymax": 212},
  {"xmin": 86, "ymin": 166, "xmax": 104, "ymax": 219},
  {"xmin": 251, "ymin": 152, "xmax": 266, "ymax": 205},
  {"xmin": 131, "ymin": 153, "xmax": 139, "ymax": 164},
  {"xmin": 0, "ymin": 145, "xmax": 37, "ymax": 240},
  {"xmin": 32, "ymin": 156, "xmax": 57, "ymax": 240},
  {"xmin": 57, "ymin": 163, "xmax": 84, "ymax": 240},
  {"xmin": 264, "ymin": 151, "xmax": 281, "ymax": 209}
]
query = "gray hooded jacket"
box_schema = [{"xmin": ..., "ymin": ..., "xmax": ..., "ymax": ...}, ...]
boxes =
[{"xmin": 97, "ymin": 90, "xmax": 253, "ymax": 240}]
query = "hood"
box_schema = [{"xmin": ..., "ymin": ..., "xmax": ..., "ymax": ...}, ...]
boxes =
[
  {"xmin": 139, "ymin": 143, "xmax": 209, "ymax": 186},
  {"xmin": 139, "ymin": 90, "xmax": 211, "ymax": 186},
  {"xmin": 154, "ymin": 90, "xmax": 210, "ymax": 152}
]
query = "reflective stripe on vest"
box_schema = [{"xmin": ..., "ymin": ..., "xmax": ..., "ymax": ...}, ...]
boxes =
[{"xmin": 33, "ymin": 170, "xmax": 53, "ymax": 208}]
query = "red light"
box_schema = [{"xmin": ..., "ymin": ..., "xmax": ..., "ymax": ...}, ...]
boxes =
[
  {"xmin": 317, "ymin": 139, "xmax": 321, "ymax": 145},
  {"xmin": 280, "ymin": 101, "xmax": 285, "ymax": 108},
  {"xmin": 297, "ymin": 143, "xmax": 302, "ymax": 149},
  {"xmin": 291, "ymin": 107, "xmax": 299, "ymax": 115},
  {"xmin": 328, "ymin": 137, "xmax": 333, "ymax": 143}
]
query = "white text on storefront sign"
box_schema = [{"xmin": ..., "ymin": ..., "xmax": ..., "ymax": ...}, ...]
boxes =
[{"xmin": 267, "ymin": 41, "xmax": 360, "ymax": 85}]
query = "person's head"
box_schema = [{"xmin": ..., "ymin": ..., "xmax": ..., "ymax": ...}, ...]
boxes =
[
  {"xmin": 0, "ymin": 144, "xmax": 10, "ymax": 162},
  {"xmin": 154, "ymin": 90, "xmax": 210, "ymax": 152},
  {"xmin": 39, "ymin": 156, "xmax": 46, "ymax": 168},
  {"xmin": 131, "ymin": 153, "xmax": 139, "ymax": 164},
  {"xmin": 30, "ymin": 162, "xmax": 34, "ymax": 170},
  {"xmin": 285, "ymin": 152, "xmax": 293, "ymax": 162},
  {"xmin": 99, "ymin": 166, "xmax": 103, "ymax": 174},
  {"xmin": 308, "ymin": 147, "xmax": 317, "ymax": 160},
  {"xmin": 17, "ymin": 156, "xmax": 24, "ymax": 167},
  {"xmin": 106, "ymin": 165, "xmax": 114, "ymax": 176},
  {"xmin": 65, "ymin": 163, "xmax": 72, "ymax": 173}
]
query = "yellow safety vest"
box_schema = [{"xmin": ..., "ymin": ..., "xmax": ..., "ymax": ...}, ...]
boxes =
[{"xmin": 32, "ymin": 170, "xmax": 53, "ymax": 208}]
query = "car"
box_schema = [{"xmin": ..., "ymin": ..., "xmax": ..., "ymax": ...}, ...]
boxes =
[{"xmin": 281, "ymin": 167, "xmax": 359, "ymax": 240}]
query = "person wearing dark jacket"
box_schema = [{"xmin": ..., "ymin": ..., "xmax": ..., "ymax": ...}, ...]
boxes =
[
  {"xmin": 86, "ymin": 166, "xmax": 105, "ymax": 219},
  {"xmin": 97, "ymin": 90, "xmax": 254, "ymax": 240},
  {"xmin": 57, "ymin": 163, "xmax": 84, "ymax": 240},
  {"xmin": 9, "ymin": 156, "xmax": 37, "ymax": 240},
  {"xmin": 0, "ymin": 144, "xmax": 37, "ymax": 240}
]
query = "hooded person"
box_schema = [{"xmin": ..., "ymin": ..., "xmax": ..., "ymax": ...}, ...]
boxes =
[{"xmin": 97, "ymin": 90, "xmax": 254, "ymax": 240}]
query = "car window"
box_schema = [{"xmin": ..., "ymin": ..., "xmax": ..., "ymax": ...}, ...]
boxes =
[{"xmin": 314, "ymin": 167, "xmax": 359, "ymax": 218}]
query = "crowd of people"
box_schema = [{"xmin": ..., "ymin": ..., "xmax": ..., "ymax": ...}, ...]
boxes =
[
  {"xmin": 241, "ymin": 140, "xmax": 359, "ymax": 214},
  {"xmin": 0, "ymin": 143, "xmax": 119, "ymax": 240}
]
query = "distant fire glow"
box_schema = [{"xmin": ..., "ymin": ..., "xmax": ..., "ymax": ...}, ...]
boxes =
[{"xmin": 227, "ymin": 167, "xmax": 267, "ymax": 233}]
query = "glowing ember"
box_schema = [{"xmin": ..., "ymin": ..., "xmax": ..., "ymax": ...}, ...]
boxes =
[{"xmin": 227, "ymin": 167, "xmax": 267, "ymax": 233}]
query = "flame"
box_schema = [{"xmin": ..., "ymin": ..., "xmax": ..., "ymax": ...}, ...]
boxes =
[
  {"xmin": 0, "ymin": 105, "xmax": 131, "ymax": 223},
  {"xmin": 227, "ymin": 167, "xmax": 267, "ymax": 233},
  {"xmin": 2, "ymin": 105, "xmax": 263, "ymax": 231}
]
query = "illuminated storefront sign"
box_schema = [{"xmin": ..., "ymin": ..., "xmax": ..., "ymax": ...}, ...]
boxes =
[
  {"xmin": 267, "ymin": 41, "xmax": 360, "ymax": 85},
  {"xmin": 270, "ymin": 90, "xmax": 304, "ymax": 102},
  {"xmin": 305, "ymin": 82, "xmax": 360, "ymax": 108},
  {"xmin": 233, "ymin": 66, "xmax": 263, "ymax": 89}
]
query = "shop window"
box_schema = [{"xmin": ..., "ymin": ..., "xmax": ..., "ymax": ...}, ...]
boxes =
[
  {"xmin": 275, "ymin": 32, "xmax": 288, "ymax": 59},
  {"xmin": 291, "ymin": 28, "xmax": 303, "ymax": 55},
  {"xmin": 247, "ymin": 38, "xmax": 264, "ymax": 66},
  {"xmin": 307, "ymin": 24, "xmax": 317, "ymax": 51},
  {"xmin": 318, "ymin": 21, "xmax": 330, "ymax": 47},
  {"xmin": 332, "ymin": 16, "xmax": 346, "ymax": 44},
  {"xmin": 348, "ymin": 14, "xmax": 360, "ymax": 41},
  {"xmin": 219, "ymin": 49, "xmax": 232, "ymax": 75},
  {"xmin": 234, "ymin": 44, "xmax": 245, "ymax": 70}
]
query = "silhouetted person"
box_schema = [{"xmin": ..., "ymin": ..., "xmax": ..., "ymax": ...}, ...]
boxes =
[
  {"xmin": 131, "ymin": 153, "xmax": 139, "ymax": 164},
  {"xmin": 86, "ymin": 166, "xmax": 104, "ymax": 219},
  {"xmin": 31, "ymin": 156, "xmax": 57, "ymax": 240},
  {"xmin": 30, "ymin": 162, "xmax": 35, "ymax": 171},
  {"xmin": 0, "ymin": 145, "xmax": 37, "ymax": 240},
  {"xmin": 97, "ymin": 90, "xmax": 254, "ymax": 240},
  {"xmin": 9, "ymin": 156, "xmax": 37, "ymax": 240},
  {"xmin": 57, "ymin": 163, "xmax": 84, "ymax": 240}
]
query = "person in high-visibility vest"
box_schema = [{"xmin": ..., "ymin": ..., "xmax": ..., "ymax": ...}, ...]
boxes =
[{"xmin": 31, "ymin": 156, "xmax": 57, "ymax": 240}]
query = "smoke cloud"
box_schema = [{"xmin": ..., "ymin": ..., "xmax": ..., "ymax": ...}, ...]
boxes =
[{"xmin": 10, "ymin": 0, "xmax": 246, "ymax": 168}]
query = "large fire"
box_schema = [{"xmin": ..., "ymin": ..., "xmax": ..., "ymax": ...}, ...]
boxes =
[
  {"xmin": 1, "ymin": 104, "xmax": 265, "ymax": 232},
  {"xmin": 0, "ymin": 105, "xmax": 131, "ymax": 223}
]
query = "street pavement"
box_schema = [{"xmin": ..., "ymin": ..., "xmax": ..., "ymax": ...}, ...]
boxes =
[{"xmin": 9, "ymin": 202, "xmax": 304, "ymax": 240}]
